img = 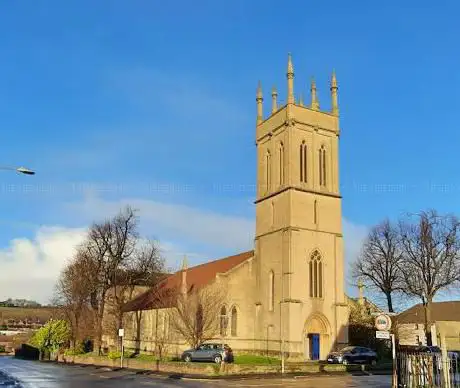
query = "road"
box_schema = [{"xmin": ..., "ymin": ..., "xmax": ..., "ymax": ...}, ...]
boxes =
[{"xmin": 0, "ymin": 357, "xmax": 391, "ymax": 387}]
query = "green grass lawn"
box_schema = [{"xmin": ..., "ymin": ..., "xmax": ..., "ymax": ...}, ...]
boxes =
[
  {"xmin": 128, "ymin": 353, "xmax": 177, "ymax": 362},
  {"xmin": 234, "ymin": 354, "xmax": 281, "ymax": 365},
  {"xmin": 73, "ymin": 351, "xmax": 281, "ymax": 365}
]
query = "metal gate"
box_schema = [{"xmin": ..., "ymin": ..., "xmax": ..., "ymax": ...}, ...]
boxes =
[{"xmin": 397, "ymin": 349, "xmax": 460, "ymax": 387}]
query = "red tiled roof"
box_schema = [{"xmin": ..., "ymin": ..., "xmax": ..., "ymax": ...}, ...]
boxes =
[
  {"xmin": 397, "ymin": 301, "xmax": 460, "ymax": 324},
  {"xmin": 0, "ymin": 335, "xmax": 12, "ymax": 342},
  {"xmin": 122, "ymin": 250, "xmax": 254, "ymax": 312}
]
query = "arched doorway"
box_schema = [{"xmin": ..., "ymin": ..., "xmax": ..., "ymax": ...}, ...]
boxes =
[{"xmin": 303, "ymin": 313, "xmax": 331, "ymax": 361}]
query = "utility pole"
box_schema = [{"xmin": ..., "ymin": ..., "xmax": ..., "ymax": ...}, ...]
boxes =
[
  {"xmin": 372, "ymin": 312, "xmax": 397, "ymax": 387},
  {"xmin": 280, "ymin": 229, "xmax": 287, "ymax": 374},
  {"xmin": 118, "ymin": 328, "xmax": 124, "ymax": 368},
  {"xmin": 279, "ymin": 297, "xmax": 286, "ymax": 373}
]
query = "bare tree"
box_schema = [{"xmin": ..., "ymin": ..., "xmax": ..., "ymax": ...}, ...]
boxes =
[
  {"xmin": 352, "ymin": 219, "xmax": 403, "ymax": 312},
  {"xmin": 398, "ymin": 210, "xmax": 460, "ymax": 345},
  {"xmin": 107, "ymin": 239, "xmax": 165, "ymax": 346},
  {"xmin": 83, "ymin": 206, "xmax": 139, "ymax": 354},
  {"xmin": 53, "ymin": 205, "xmax": 168, "ymax": 355},
  {"xmin": 168, "ymin": 285, "xmax": 227, "ymax": 349},
  {"xmin": 53, "ymin": 253, "xmax": 92, "ymax": 349}
]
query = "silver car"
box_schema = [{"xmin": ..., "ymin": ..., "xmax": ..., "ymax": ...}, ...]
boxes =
[{"xmin": 181, "ymin": 343, "xmax": 233, "ymax": 363}]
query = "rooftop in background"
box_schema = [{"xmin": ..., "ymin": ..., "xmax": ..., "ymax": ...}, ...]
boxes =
[{"xmin": 397, "ymin": 301, "xmax": 460, "ymax": 324}]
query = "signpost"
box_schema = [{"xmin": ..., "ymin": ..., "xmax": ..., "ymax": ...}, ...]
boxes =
[
  {"xmin": 375, "ymin": 314, "xmax": 392, "ymax": 331},
  {"xmin": 373, "ymin": 313, "xmax": 397, "ymax": 387},
  {"xmin": 118, "ymin": 328, "xmax": 124, "ymax": 368},
  {"xmin": 376, "ymin": 330, "xmax": 391, "ymax": 339}
]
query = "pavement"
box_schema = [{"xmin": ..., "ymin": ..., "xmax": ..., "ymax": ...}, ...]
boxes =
[{"xmin": 0, "ymin": 357, "xmax": 392, "ymax": 387}]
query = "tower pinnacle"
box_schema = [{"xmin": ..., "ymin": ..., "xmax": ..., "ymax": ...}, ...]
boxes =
[
  {"xmin": 271, "ymin": 86, "xmax": 278, "ymax": 113},
  {"xmin": 357, "ymin": 279, "xmax": 364, "ymax": 306},
  {"xmin": 256, "ymin": 81, "xmax": 264, "ymax": 125},
  {"xmin": 287, "ymin": 53, "xmax": 294, "ymax": 104},
  {"xmin": 299, "ymin": 93, "xmax": 304, "ymax": 107},
  {"xmin": 310, "ymin": 77, "xmax": 320, "ymax": 111},
  {"xmin": 181, "ymin": 254, "xmax": 188, "ymax": 295},
  {"xmin": 331, "ymin": 70, "xmax": 339, "ymax": 116},
  {"xmin": 182, "ymin": 254, "xmax": 188, "ymax": 270}
]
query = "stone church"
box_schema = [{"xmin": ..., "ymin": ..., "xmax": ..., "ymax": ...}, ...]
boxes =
[{"xmin": 121, "ymin": 54, "xmax": 349, "ymax": 360}]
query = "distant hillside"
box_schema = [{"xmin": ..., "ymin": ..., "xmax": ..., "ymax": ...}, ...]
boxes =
[
  {"xmin": 0, "ymin": 306, "xmax": 61, "ymax": 329},
  {"xmin": 0, "ymin": 298, "xmax": 41, "ymax": 307}
]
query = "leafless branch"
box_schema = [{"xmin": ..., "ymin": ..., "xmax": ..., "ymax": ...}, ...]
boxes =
[
  {"xmin": 167, "ymin": 286, "xmax": 227, "ymax": 349},
  {"xmin": 352, "ymin": 219, "xmax": 403, "ymax": 312},
  {"xmin": 398, "ymin": 209, "xmax": 460, "ymax": 345}
]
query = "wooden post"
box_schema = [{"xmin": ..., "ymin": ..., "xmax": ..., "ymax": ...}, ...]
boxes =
[
  {"xmin": 441, "ymin": 334, "xmax": 451, "ymax": 388},
  {"xmin": 391, "ymin": 334, "xmax": 397, "ymax": 388},
  {"xmin": 120, "ymin": 341, "xmax": 124, "ymax": 369}
]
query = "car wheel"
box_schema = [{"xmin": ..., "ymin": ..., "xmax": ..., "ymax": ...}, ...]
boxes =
[
  {"xmin": 342, "ymin": 358, "xmax": 349, "ymax": 365},
  {"xmin": 370, "ymin": 358, "xmax": 377, "ymax": 366},
  {"xmin": 214, "ymin": 355, "xmax": 222, "ymax": 364},
  {"xmin": 184, "ymin": 354, "xmax": 192, "ymax": 362}
]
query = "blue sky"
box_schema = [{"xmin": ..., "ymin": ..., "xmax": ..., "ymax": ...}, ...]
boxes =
[{"xmin": 0, "ymin": 1, "xmax": 459, "ymax": 303}]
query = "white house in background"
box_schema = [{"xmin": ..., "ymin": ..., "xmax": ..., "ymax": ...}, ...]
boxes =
[{"xmin": 397, "ymin": 301, "xmax": 460, "ymax": 350}]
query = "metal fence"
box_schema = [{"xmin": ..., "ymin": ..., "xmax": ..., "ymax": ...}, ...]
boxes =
[{"xmin": 397, "ymin": 350, "xmax": 460, "ymax": 387}]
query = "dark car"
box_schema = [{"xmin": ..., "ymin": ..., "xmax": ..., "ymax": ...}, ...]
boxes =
[
  {"xmin": 398, "ymin": 344, "xmax": 441, "ymax": 354},
  {"xmin": 181, "ymin": 343, "xmax": 234, "ymax": 364},
  {"xmin": 419, "ymin": 346, "xmax": 441, "ymax": 353},
  {"xmin": 327, "ymin": 346, "xmax": 377, "ymax": 365}
]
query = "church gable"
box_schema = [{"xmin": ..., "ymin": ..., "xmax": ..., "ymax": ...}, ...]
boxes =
[{"xmin": 122, "ymin": 250, "xmax": 254, "ymax": 312}]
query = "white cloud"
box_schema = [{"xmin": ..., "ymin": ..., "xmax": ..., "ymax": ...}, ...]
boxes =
[
  {"xmin": 64, "ymin": 194, "xmax": 255, "ymax": 252},
  {"xmin": 0, "ymin": 193, "xmax": 369, "ymax": 305},
  {"xmin": 0, "ymin": 226, "xmax": 195, "ymax": 305},
  {"xmin": 0, "ymin": 226, "xmax": 86, "ymax": 304},
  {"xmin": 342, "ymin": 219, "xmax": 370, "ymax": 296},
  {"xmin": 64, "ymin": 195, "xmax": 369, "ymax": 283}
]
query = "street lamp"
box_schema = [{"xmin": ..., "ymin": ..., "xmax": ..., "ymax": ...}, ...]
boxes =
[
  {"xmin": 266, "ymin": 324, "xmax": 274, "ymax": 357},
  {"xmin": 0, "ymin": 166, "xmax": 35, "ymax": 175}
]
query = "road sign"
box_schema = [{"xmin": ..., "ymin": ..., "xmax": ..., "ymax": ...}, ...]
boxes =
[
  {"xmin": 118, "ymin": 328, "xmax": 124, "ymax": 337},
  {"xmin": 375, "ymin": 314, "xmax": 392, "ymax": 331},
  {"xmin": 376, "ymin": 330, "xmax": 391, "ymax": 339}
]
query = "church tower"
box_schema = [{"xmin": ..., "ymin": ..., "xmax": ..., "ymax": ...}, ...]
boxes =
[{"xmin": 253, "ymin": 54, "xmax": 349, "ymax": 360}]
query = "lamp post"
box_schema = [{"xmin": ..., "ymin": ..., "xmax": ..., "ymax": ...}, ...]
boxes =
[
  {"xmin": 280, "ymin": 300, "xmax": 285, "ymax": 374},
  {"xmin": 266, "ymin": 324, "xmax": 274, "ymax": 357},
  {"xmin": 0, "ymin": 166, "xmax": 35, "ymax": 175}
]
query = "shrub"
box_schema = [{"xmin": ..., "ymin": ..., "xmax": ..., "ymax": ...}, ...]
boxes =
[
  {"xmin": 64, "ymin": 345, "xmax": 86, "ymax": 356},
  {"xmin": 0, "ymin": 345, "xmax": 5, "ymax": 353},
  {"xmin": 29, "ymin": 319, "xmax": 70, "ymax": 353},
  {"xmin": 107, "ymin": 351, "xmax": 122, "ymax": 360}
]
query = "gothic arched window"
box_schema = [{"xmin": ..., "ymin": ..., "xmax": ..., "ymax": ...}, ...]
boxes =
[
  {"xmin": 231, "ymin": 306, "xmax": 238, "ymax": 336},
  {"xmin": 266, "ymin": 150, "xmax": 271, "ymax": 193},
  {"xmin": 319, "ymin": 146, "xmax": 327, "ymax": 187},
  {"xmin": 309, "ymin": 250, "xmax": 323, "ymax": 298},
  {"xmin": 279, "ymin": 142, "xmax": 284, "ymax": 185},
  {"xmin": 268, "ymin": 270, "xmax": 274, "ymax": 311},
  {"xmin": 300, "ymin": 141, "xmax": 307, "ymax": 183},
  {"xmin": 271, "ymin": 201, "xmax": 275, "ymax": 227},
  {"xmin": 314, "ymin": 200, "xmax": 318, "ymax": 224},
  {"xmin": 220, "ymin": 306, "xmax": 227, "ymax": 336}
]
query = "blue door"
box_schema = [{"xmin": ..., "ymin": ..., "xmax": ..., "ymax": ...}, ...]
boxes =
[{"xmin": 310, "ymin": 334, "xmax": 320, "ymax": 360}]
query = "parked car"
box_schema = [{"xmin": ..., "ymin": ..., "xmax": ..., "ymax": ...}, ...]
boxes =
[
  {"xmin": 417, "ymin": 345, "xmax": 441, "ymax": 353},
  {"xmin": 181, "ymin": 343, "xmax": 234, "ymax": 364},
  {"xmin": 326, "ymin": 346, "xmax": 377, "ymax": 365},
  {"xmin": 398, "ymin": 345, "xmax": 441, "ymax": 354}
]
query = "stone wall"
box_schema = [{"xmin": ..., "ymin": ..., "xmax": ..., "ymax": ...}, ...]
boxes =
[{"xmin": 57, "ymin": 354, "xmax": 380, "ymax": 376}]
